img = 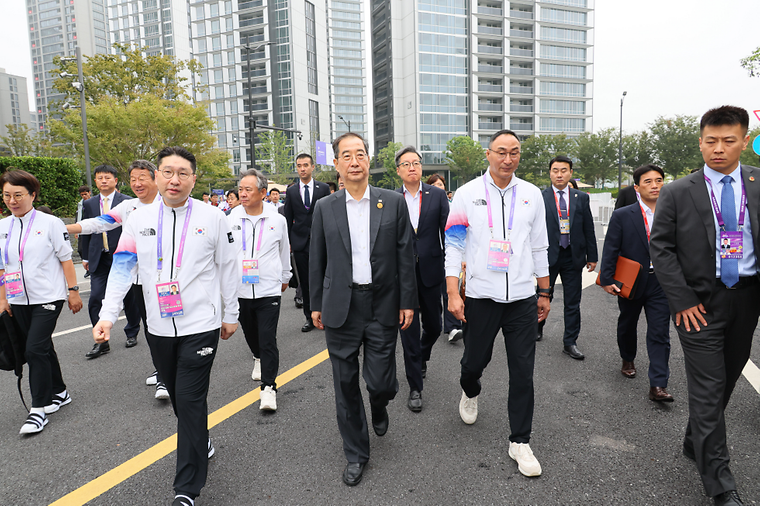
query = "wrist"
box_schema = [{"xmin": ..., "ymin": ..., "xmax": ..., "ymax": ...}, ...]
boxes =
[
  {"xmin": 536, "ymin": 287, "xmax": 552, "ymax": 295},
  {"xmin": 537, "ymin": 293, "xmax": 551, "ymax": 299}
]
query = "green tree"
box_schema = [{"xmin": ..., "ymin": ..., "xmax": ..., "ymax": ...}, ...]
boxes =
[
  {"xmin": 375, "ymin": 142, "xmax": 403, "ymax": 189},
  {"xmin": 622, "ymin": 131, "xmax": 656, "ymax": 174},
  {"xmin": 0, "ymin": 124, "xmax": 59, "ymax": 157},
  {"xmin": 574, "ymin": 128, "xmax": 618, "ymax": 187},
  {"xmin": 740, "ymin": 127, "xmax": 760, "ymax": 167},
  {"xmin": 444, "ymin": 136, "xmax": 486, "ymax": 185},
  {"xmin": 740, "ymin": 46, "xmax": 760, "ymax": 77},
  {"xmin": 255, "ymin": 130, "xmax": 293, "ymax": 176},
  {"xmin": 518, "ymin": 134, "xmax": 575, "ymax": 188},
  {"xmin": 648, "ymin": 115, "xmax": 703, "ymax": 179}
]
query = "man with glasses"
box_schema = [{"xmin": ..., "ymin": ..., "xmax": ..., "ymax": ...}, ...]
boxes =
[
  {"xmin": 393, "ymin": 145, "xmax": 449, "ymax": 412},
  {"xmin": 80, "ymin": 164, "xmax": 141, "ymax": 358},
  {"xmin": 537, "ymin": 155, "xmax": 597, "ymax": 359},
  {"xmin": 93, "ymin": 146, "xmax": 238, "ymax": 506},
  {"xmin": 310, "ymin": 133, "xmax": 417, "ymax": 486},
  {"xmin": 445, "ymin": 129, "xmax": 550, "ymax": 477}
]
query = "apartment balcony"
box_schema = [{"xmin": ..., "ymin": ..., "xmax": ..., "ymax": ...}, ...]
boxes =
[
  {"xmin": 479, "ymin": 122, "xmax": 503, "ymax": 130},
  {"xmin": 510, "ymin": 86, "xmax": 534, "ymax": 94},
  {"xmin": 510, "ymin": 104, "xmax": 533, "ymax": 112},
  {"xmin": 509, "ymin": 67, "xmax": 533, "ymax": 75},
  {"xmin": 477, "ymin": 6, "xmax": 503, "ymax": 16},
  {"xmin": 509, "ymin": 10, "xmax": 533, "ymax": 19},
  {"xmin": 476, "ymin": 45, "xmax": 503, "ymax": 55},
  {"xmin": 510, "ymin": 29, "xmax": 534, "ymax": 38},
  {"xmin": 476, "ymin": 25, "xmax": 503, "ymax": 36},
  {"xmin": 478, "ymin": 103, "xmax": 503, "ymax": 112},
  {"xmin": 239, "ymin": 17, "xmax": 264, "ymax": 28},
  {"xmin": 238, "ymin": 0, "xmax": 264, "ymax": 10},
  {"xmin": 510, "ymin": 122, "xmax": 533, "ymax": 130},
  {"xmin": 477, "ymin": 65, "xmax": 503, "ymax": 74},
  {"xmin": 478, "ymin": 84, "xmax": 503, "ymax": 93},
  {"xmin": 510, "ymin": 48, "xmax": 534, "ymax": 57}
]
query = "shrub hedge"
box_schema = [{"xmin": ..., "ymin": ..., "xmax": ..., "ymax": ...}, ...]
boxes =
[{"xmin": 0, "ymin": 157, "xmax": 83, "ymax": 217}]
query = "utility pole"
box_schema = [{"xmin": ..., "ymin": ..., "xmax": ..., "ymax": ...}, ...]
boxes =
[{"xmin": 61, "ymin": 47, "xmax": 91, "ymax": 189}]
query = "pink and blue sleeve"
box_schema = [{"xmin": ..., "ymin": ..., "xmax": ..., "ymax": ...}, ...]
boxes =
[
  {"xmin": 99, "ymin": 227, "xmax": 138, "ymax": 324},
  {"xmin": 444, "ymin": 194, "xmax": 468, "ymax": 277}
]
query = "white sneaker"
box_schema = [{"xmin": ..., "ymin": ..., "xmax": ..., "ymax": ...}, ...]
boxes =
[
  {"xmin": 19, "ymin": 411, "xmax": 48, "ymax": 435},
  {"xmin": 448, "ymin": 329, "xmax": 463, "ymax": 343},
  {"xmin": 155, "ymin": 382, "xmax": 170, "ymax": 400},
  {"xmin": 251, "ymin": 358, "xmax": 261, "ymax": 381},
  {"xmin": 459, "ymin": 391, "xmax": 478, "ymax": 424},
  {"xmin": 44, "ymin": 390, "xmax": 72, "ymax": 414},
  {"xmin": 146, "ymin": 371, "xmax": 158, "ymax": 386},
  {"xmin": 260, "ymin": 385, "xmax": 277, "ymax": 411},
  {"xmin": 509, "ymin": 442, "xmax": 542, "ymax": 477}
]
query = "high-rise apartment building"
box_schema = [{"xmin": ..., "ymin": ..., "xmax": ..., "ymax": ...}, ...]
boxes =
[
  {"xmin": 26, "ymin": 0, "xmax": 110, "ymax": 133},
  {"xmin": 0, "ymin": 69, "xmax": 33, "ymax": 139},
  {"xmin": 107, "ymin": 0, "xmax": 192, "ymax": 60},
  {"xmin": 371, "ymin": 0, "xmax": 593, "ymax": 167}
]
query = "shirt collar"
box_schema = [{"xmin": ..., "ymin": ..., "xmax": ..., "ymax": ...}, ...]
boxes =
[
  {"xmin": 300, "ymin": 179, "xmax": 313, "ymax": 190},
  {"xmin": 345, "ymin": 185, "xmax": 370, "ymax": 204},
  {"xmin": 639, "ymin": 199, "xmax": 653, "ymax": 215},
  {"xmin": 552, "ymin": 185, "xmax": 570, "ymax": 195},
  {"xmin": 403, "ymin": 182, "xmax": 422, "ymax": 198},
  {"xmin": 704, "ymin": 163, "xmax": 742, "ymax": 185},
  {"xmin": 484, "ymin": 170, "xmax": 517, "ymax": 193}
]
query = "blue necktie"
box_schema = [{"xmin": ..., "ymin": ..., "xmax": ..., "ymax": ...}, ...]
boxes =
[
  {"xmin": 558, "ymin": 190, "xmax": 570, "ymax": 249},
  {"xmin": 303, "ymin": 184, "xmax": 310, "ymax": 210},
  {"xmin": 720, "ymin": 175, "xmax": 739, "ymax": 288}
]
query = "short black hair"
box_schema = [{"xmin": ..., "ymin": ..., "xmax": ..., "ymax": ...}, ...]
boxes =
[
  {"xmin": 296, "ymin": 153, "xmax": 314, "ymax": 165},
  {"xmin": 633, "ymin": 164, "xmax": 664, "ymax": 185},
  {"xmin": 0, "ymin": 168, "xmax": 41, "ymax": 201},
  {"xmin": 94, "ymin": 164, "xmax": 118, "ymax": 178},
  {"xmin": 128, "ymin": 159, "xmax": 157, "ymax": 180},
  {"xmin": 332, "ymin": 132, "xmax": 369, "ymax": 157},
  {"xmin": 327, "ymin": 181, "xmax": 337, "ymax": 192},
  {"xmin": 549, "ymin": 155, "xmax": 573, "ymax": 171},
  {"xmin": 156, "ymin": 146, "xmax": 197, "ymax": 173},
  {"xmin": 226, "ymin": 189, "xmax": 238, "ymax": 199},
  {"xmin": 269, "ymin": 187, "xmax": 280, "ymax": 195},
  {"xmin": 36, "ymin": 205, "xmax": 53, "ymax": 215},
  {"xmin": 202, "ymin": 192, "xmax": 209, "ymax": 197},
  {"xmin": 78, "ymin": 185, "xmax": 91, "ymax": 194},
  {"xmin": 700, "ymin": 106, "xmax": 749, "ymax": 135},
  {"xmin": 488, "ymin": 129, "xmax": 520, "ymax": 148},
  {"xmin": 394, "ymin": 145, "xmax": 422, "ymax": 167}
]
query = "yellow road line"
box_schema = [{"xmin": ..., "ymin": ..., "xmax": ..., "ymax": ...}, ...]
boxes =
[{"xmin": 49, "ymin": 349, "xmax": 330, "ymax": 506}]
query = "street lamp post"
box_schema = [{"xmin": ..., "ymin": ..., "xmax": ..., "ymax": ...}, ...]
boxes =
[
  {"xmin": 243, "ymin": 38, "xmax": 274, "ymax": 170},
  {"xmin": 61, "ymin": 47, "xmax": 92, "ymax": 189},
  {"xmin": 618, "ymin": 91, "xmax": 627, "ymax": 191},
  {"xmin": 338, "ymin": 115, "xmax": 351, "ymax": 132}
]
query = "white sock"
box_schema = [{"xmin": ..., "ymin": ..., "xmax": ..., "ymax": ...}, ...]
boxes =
[
  {"xmin": 56, "ymin": 389, "xmax": 67, "ymax": 398},
  {"xmin": 175, "ymin": 495, "xmax": 194, "ymax": 506},
  {"xmin": 30, "ymin": 407, "xmax": 45, "ymax": 416}
]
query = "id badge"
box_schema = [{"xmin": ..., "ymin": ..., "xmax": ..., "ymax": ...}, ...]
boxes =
[
  {"xmin": 156, "ymin": 281, "xmax": 184, "ymax": 318},
  {"xmin": 487, "ymin": 239, "xmax": 511, "ymax": 272},
  {"xmin": 5, "ymin": 272, "xmax": 23, "ymax": 299},
  {"xmin": 559, "ymin": 218, "xmax": 570, "ymax": 234},
  {"xmin": 719, "ymin": 231, "xmax": 743, "ymax": 259},
  {"xmin": 242, "ymin": 259, "xmax": 260, "ymax": 284}
]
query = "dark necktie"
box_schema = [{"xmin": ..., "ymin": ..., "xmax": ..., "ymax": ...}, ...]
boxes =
[
  {"xmin": 558, "ymin": 190, "xmax": 570, "ymax": 249},
  {"xmin": 720, "ymin": 176, "xmax": 739, "ymax": 287},
  {"xmin": 303, "ymin": 184, "xmax": 310, "ymax": 210}
]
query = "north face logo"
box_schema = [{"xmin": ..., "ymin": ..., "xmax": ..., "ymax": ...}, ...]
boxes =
[{"xmin": 197, "ymin": 347, "xmax": 214, "ymax": 357}]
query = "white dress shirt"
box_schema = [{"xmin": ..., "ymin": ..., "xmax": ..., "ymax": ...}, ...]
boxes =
[
  {"xmin": 346, "ymin": 186, "xmax": 372, "ymax": 284},
  {"xmin": 402, "ymin": 182, "xmax": 422, "ymax": 231},
  {"xmin": 551, "ymin": 185, "xmax": 570, "ymax": 215},
  {"xmin": 300, "ymin": 179, "xmax": 314, "ymax": 207}
]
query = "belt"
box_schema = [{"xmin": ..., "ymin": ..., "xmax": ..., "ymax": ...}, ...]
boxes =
[
  {"xmin": 719, "ymin": 275, "xmax": 760, "ymax": 290},
  {"xmin": 351, "ymin": 283, "xmax": 373, "ymax": 291}
]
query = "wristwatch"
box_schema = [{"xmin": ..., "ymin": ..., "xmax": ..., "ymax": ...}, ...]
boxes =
[
  {"xmin": 68, "ymin": 285, "xmax": 80, "ymax": 292},
  {"xmin": 536, "ymin": 287, "xmax": 552, "ymax": 295}
]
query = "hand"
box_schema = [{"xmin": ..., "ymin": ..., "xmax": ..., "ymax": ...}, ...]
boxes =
[
  {"xmin": 281, "ymin": 283, "xmax": 288, "ymax": 292},
  {"xmin": 93, "ymin": 320, "xmax": 113, "ymax": 343},
  {"xmin": 447, "ymin": 292, "xmax": 466, "ymax": 323},
  {"xmin": 675, "ymin": 304, "xmax": 707, "ymax": 332},
  {"xmin": 399, "ymin": 309, "xmax": 414, "ymax": 330},
  {"xmin": 537, "ymin": 295, "xmax": 551, "ymax": 322},
  {"xmin": 83, "ymin": 261, "xmax": 89, "ymax": 272},
  {"xmin": 587, "ymin": 262, "xmax": 597, "ymax": 272},
  {"xmin": 220, "ymin": 322, "xmax": 238, "ymax": 340},
  {"xmin": 68, "ymin": 292, "xmax": 83, "ymax": 313},
  {"xmin": 602, "ymin": 284, "xmax": 621, "ymax": 295},
  {"xmin": 0, "ymin": 299, "xmax": 12, "ymax": 317},
  {"xmin": 312, "ymin": 311, "xmax": 324, "ymax": 330}
]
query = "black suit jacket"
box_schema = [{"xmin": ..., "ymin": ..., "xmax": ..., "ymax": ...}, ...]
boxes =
[
  {"xmin": 283, "ymin": 179, "xmax": 331, "ymax": 252},
  {"xmin": 600, "ymin": 203, "xmax": 656, "ymax": 300},
  {"xmin": 309, "ymin": 186, "xmax": 418, "ymax": 328},
  {"xmin": 615, "ymin": 185, "xmax": 638, "ymax": 210},
  {"xmin": 542, "ymin": 187, "xmax": 598, "ymax": 271},
  {"xmin": 80, "ymin": 192, "xmax": 131, "ymax": 272},
  {"xmin": 394, "ymin": 183, "xmax": 449, "ymax": 288},
  {"xmin": 650, "ymin": 165, "xmax": 760, "ymax": 314}
]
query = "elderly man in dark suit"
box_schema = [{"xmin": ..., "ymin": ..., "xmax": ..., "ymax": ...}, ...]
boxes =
[
  {"xmin": 80, "ymin": 164, "xmax": 140, "ymax": 358},
  {"xmin": 283, "ymin": 153, "xmax": 331, "ymax": 332},
  {"xmin": 393, "ymin": 145, "xmax": 449, "ymax": 412},
  {"xmin": 310, "ymin": 133, "xmax": 417, "ymax": 487},
  {"xmin": 538, "ymin": 155, "xmax": 598, "ymax": 359},
  {"xmin": 600, "ymin": 164, "xmax": 673, "ymax": 402},
  {"xmin": 650, "ymin": 106, "xmax": 758, "ymax": 506}
]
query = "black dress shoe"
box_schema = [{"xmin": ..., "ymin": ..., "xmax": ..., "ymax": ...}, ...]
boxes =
[
  {"xmin": 714, "ymin": 490, "xmax": 743, "ymax": 506},
  {"xmin": 408, "ymin": 390, "xmax": 422, "ymax": 412},
  {"xmin": 294, "ymin": 297, "xmax": 303, "ymax": 309},
  {"xmin": 682, "ymin": 440, "xmax": 695, "ymax": 461},
  {"xmin": 536, "ymin": 329, "xmax": 543, "ymax": 341},
  {"xmin": 342, "ymin": 462, "xmax": 365, "ymax": 486},
  {"xmin": 371, "ymin": 407, "xmax": 388, "ymax": 436},
  {"xmin": 421, "ymin": 362, "xmax": 427, "ymax": 379},
  {"xmin": 301, "ymin": 320, "xmax": 315, "ymax": 332},
  {"xmin": 86, "ymin": 342, "xmax": 110, "ymax": 359},
  {"xmin": 83, "ymin": 271, "xmax": 91, "ymax": 279},
  {"xmin": 563, "ymin": 344, "xmax": 585, "ymax": 360},
  {"xmin": 125, "ymin": 336, "xmax": 138, "ymax": 348}
]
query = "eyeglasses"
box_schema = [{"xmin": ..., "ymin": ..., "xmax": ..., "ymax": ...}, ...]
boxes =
[
  {"xmin": 2, "ymin": 192, "xmax": 29, "ymax": 201},
  {"xmin": 491, "ymin": 150, "xmax": 521, "ymax": 160},
  {"xmin": 398, "ymin": 161, "xmax": 422, "ymax": 170},
  {"xmin": 159, "ymin": 169, "xmax": 193, "ymax": 180},
  {"xmin": 340, "ymin": 151, "xmax": 367, "ymax": 162}
]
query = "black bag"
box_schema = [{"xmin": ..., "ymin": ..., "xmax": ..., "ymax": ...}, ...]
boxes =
[{"xmin": 0, "ymin": 311, "xmax": 29, "ymax": 410}]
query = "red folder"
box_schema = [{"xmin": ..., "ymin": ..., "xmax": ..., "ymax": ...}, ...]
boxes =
[{"xmin": 596, "ymin": 256, "xmax": 642, "ymax": 300}]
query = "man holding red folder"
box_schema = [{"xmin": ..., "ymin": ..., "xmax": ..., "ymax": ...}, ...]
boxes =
[{"xmin": 600, "ymin": 164, "xmax": 673, "ymax": 402}]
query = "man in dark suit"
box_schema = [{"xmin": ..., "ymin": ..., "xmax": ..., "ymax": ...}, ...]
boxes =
[
  {"xmin": 81, "ymin": 164, "xmax": 141, "ymax": 358},
  {"xmin": 310, "ymin": 132, "xmax": 417, "ymax": 486},
  {"xmin": 650, "ymin": 106, "xmax": 758, "ymax": 506},
  {"xmin": 600, "ymin": 164, "xmax": 673, "ymax": 402},
  {"xmin": 538, "ymin": 155, "xmax": 598, "ymax": 359},
  {"xmin": 393, "ymin": 146, "xmax": 449, "ymax": 412},
  {"xmin": 615, "ymin": 184, "xmax": 638, "ymax": 209},
  {"xmin": 283, "ymin": 153, "xmax": 331, "ymax": 332}
]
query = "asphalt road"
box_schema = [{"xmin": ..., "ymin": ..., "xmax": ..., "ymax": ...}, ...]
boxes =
[{"xmin": 1, "ymin": 265, "xmax": 759, "ymax": 506}]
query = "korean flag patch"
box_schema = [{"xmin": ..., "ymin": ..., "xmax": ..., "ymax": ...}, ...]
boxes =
[
  {"xmin": 522, "ymin": 199, "xmax": 531, "ymax": 207},
  {"xmin": 35, "ymin": 230, "xmax": 43, "ymax": 236},
  {"xmin": 194, "ymin": 227, "xmax": 206, "ymax": 236}
]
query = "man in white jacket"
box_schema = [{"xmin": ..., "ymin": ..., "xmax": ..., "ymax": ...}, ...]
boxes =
[
  {"xmin": 228, "ymin": 168, "xmax": 291, "ymax": 411},
  {"xmin": 93, "ymin": 146, "xmax": 239, "ymax": 506}
]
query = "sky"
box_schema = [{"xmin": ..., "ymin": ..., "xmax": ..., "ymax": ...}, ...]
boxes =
[{"xmin": 0, "ymin": 0, "xmax": 758, "ymax": 136}]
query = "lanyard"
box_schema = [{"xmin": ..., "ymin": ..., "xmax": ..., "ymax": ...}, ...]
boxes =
[
  {"xmin": 483, "ymin": 175, "xmax": 517, "ymax": 239},
  {"xmin": 704, "ymin": 173, "xmax": 746, "ymax": 229},
  {"xmin": 553, "ymin": 190, "xmax": 568, "ymax": 219},
  {"xmin": 157, "ymin": 199, "xmax": 193, "ymax": 280},
  {"xmin": 241, "ymin": 217, "xmax": 266, "ymax": 259},
  {"xmin": 639, "ymin": 203, "xmax": 651, "ymax": 242},
  {"xmin": 4, "ymin": 209, "xmax": 37, "ymax": 266}
]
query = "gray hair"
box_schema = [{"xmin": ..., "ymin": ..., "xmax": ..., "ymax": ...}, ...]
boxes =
[
  {"xmin": 128, "ymin": 160, "xmax": 157, "ymax": 179},
  {"xmin": 239, "ymin": 168, "xmax": 268, "ymax": 191},
  {"xmin": 332, "ymin": 132, "xmax": 369, "ymax": 158},
  {"xmin": 394, "ymin": 145, "xmax": 422, "ymax": 167}
]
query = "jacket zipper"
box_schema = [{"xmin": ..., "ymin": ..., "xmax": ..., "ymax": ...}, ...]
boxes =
[
  {"xmin": 500, "ymin": 189, "xmax": 508, "ymax": 301},
  {"xmin": 18, "ymin": 217, "xmax": 29, "ymax": 306},
  {"xmin": 170, "ymin": 208, "xmax": 178, "ymax": 337}
]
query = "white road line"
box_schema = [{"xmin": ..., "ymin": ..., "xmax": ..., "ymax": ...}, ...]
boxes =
[
  {"xmin": 52, "ymin": 315, "xmax": 125, "ymax": 337},
  {"xmin": 742, "ymin": 359, "xmax": 760, "ymax": 394}
]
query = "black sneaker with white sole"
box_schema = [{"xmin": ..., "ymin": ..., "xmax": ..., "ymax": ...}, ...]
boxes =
[
  {"xmin": 146, "ymin": 371, "xmax": 158, "ymax": 386},
  {"xmin": 19, "ymin": 411, "xmax": 48, "ymax": 435},
  {"xmin": 172, "ymin": 495, "xmax": 194, "ymax": 506},
  {"xmin": 44, "ymin": 391, "xmax": 72, "ymax": 414}
]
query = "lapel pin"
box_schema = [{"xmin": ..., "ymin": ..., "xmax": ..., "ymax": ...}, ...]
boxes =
[
  {"xmin": 425, "ymin": 191, "xmax": 429, "ymax": 194},
  {"xmin": 750, "ymin": 176, "xmax": 755, "ymax": 182},
  {"xmin": 377, "ymin": 202, "xmax": 383, "ymax": 209}
]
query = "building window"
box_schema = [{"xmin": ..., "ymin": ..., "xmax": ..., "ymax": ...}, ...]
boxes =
[
  {"xmin": 309, "ymin": 99, "xmax": 319, "ymax": 140},
  {"xmin": 305, "ymin": 1, "xmax": 318, "ymax": 94}
]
